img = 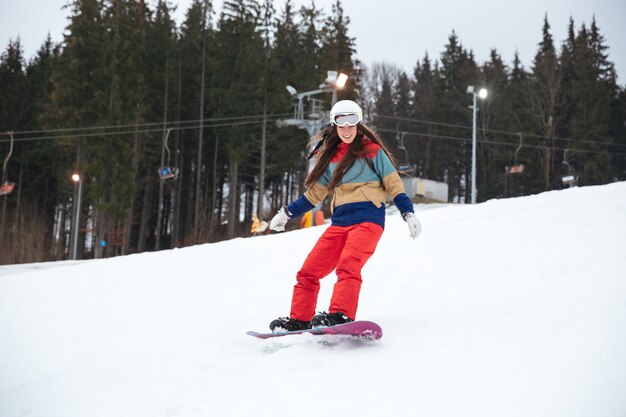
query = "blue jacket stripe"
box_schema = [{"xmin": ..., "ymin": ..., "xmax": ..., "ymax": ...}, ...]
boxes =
[
  {"xmin": 393, "ymin": 193, "xmax": 414, "ymax": 215},
  {"xmin": 288, "ymin": 195, "xmax": 315, "ymax": 218}
]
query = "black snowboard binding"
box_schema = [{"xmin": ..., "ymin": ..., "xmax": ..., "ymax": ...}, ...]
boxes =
[
  {"xmin": 269, "ymin": 317, "xmax": 312, "ymax": 333},
  {"xmin": 311, "ymin": 311, "xmax": 353, "ymax": 328}
]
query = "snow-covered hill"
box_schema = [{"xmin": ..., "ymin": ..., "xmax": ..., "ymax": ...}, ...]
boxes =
[{"xmin": 1, "ymin": 182, "xmax": 625, "ymax": 417}]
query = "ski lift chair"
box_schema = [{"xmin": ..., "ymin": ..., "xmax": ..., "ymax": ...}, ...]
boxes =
[
  {"xmin": 397, "ymin": 132, "xmax": 417, "ymax": 176},
  {"xmin": 158, "ymin": 128, "xmax": 179, "ymax": 181},
  {"xmin": 158, "ymin": 166, "xmax": 179, "ymax": 181},
  {"xmin": 397, "ymin": 162, "xmax": 417, "ymax": 176},
  {"xmin": 560, "ymin": 150, "xmax": 577, "ymax": 188},
  {"xmin": 0, "ymin": 181, "xmax": 15, "ymax": 195},
  {"xmin": 0, "ymin": 131, "xmax": 15, "ymax": 195}
]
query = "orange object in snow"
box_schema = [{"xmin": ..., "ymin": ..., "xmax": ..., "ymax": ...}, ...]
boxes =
[{"xmin": 314, "ymin": 210, "xmax": 325, "ymax": 226}]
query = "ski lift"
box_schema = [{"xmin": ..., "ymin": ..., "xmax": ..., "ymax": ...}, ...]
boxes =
[
  {"xmin": 561, "ymin": 149, "xmax": 577, "ymax": 188},
  {"xmin": 514, "ymin": 132, "xmax": 523, "ymax": 166},
  {"xmin": 396, "ymin": 132, "xmax": 416, "ymax": 175},
  {"xmin": 504, "ymin": 133, "xmax": 525, "ymax": 197},
  {"xmin": 0, "ymin": 131, "xmax": 15, "ymax": 196},
  {"xmin": 506, "ymin": 133, "xmax": 526, "ymax": 174},
  {"xmin": 158, "ymin": 128, "xmax": 179, "ymax": 181}
]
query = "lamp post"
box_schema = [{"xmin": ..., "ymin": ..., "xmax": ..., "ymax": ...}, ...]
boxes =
[
  {"xmin": 280, "ymin": 70, "xmax": 349, "ymax": 137},
  {"xmin": 280, "ymin": 70, "xmax": 349, "ymax": 170},
  {"xmin": 70, "ymin": 173, "xmax": 83, "ymax": 260},
  {"xmin": 466, "ymin": 86, "xmax": 488, "ymax": 204},
  {"xmin": 277, "ymin": 71, "xmax": 348, "ymax": 228}
]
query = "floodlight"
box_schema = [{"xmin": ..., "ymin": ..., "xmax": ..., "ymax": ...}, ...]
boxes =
[
  {"xmin": 336, "ymin": 73, "xmax": 348, "ymax": 89},
  {"xmin": 286, "ymin": 85, "xmax": 297, "ymax": 96}
]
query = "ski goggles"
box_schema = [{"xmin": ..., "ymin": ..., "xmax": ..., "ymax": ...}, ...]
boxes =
[{"xmin": 332, "ymin": 113, "xmax": 361, "ymax": 127}]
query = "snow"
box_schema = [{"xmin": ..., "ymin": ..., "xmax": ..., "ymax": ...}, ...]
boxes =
[{"xmin": 1, "ymin": 182, "xmax": 626, "ymax": 417}]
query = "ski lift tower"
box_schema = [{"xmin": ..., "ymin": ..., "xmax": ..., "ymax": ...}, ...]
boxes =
[
  {"xmin": 276, "ymin": 70, "xmax": 349, "ymax": 138},
  {"xmin": 276, "ymin": 71, "xmax": 348, "ymax": 228}
]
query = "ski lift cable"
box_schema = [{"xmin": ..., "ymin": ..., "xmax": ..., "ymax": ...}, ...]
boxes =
[
  {"xmin": 394, "ymin": 129, "xmax": 626, "ymax": 156},
  {"xmin": 375, "ymin": 114, "xmax": 626, "ymax": 150},
  {"xmin": 0, "ymin": 117, "xmax": 283, "ymax": 144},
  {"xmin": 0, "ymin": 113, "xmax": 291, "ymax": 137},
  {"xmin": 376, "ymin": 128, "xmax": 626, "ymax": 157},
  {"xmin": 0, "ymin": 112, "xmax": 291, "ymax": 140}
]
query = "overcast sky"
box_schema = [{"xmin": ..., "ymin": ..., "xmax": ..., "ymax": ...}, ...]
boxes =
[{"xmin": 1, "ymin": 0, "xmax": 624, "ymax": 84}]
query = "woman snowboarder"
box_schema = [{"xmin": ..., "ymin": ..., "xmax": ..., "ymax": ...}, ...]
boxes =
[{"xmin": 268, "ymin": 100, "xmax": 421, "ymax": 332}]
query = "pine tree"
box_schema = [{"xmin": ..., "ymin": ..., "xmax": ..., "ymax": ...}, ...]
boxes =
[
  {"xmin": 504, "ymin": 51, "xmax": 534, "ymax": 196},
  {"xmin": 412, "ymin": 54, "xmax": 442, "ymax": 183},
  {"xmin": 557, "ymin": 17, "xmax": 577, "ymax": 141},
  {"xmin": 266, "ymin": 0, "xmax": 310, "ymax": 212},
  {"xmin": 371, "ymin": 62, "xmax": 398, "ymax": 120},
  {"xmin": 529, "ymin": 15, "xmax": 563, "ymax": 190},
  {"xmin": 0, "ymin": 40, "xmax": 28, "ymax": 131},
  {"xmin": 479, "ymin": 49, "xmax": 510, "ymax": 199},
  {"xmin": 567, "ymin": 18, "xmax": 617, "ymax": 185},
  {"xmin": 21, "ymin": 37, "xmax": 64, "ymax": 260},
  {"xmin": 368, "ymin": 62, "xmax": 400, "ymax": 161},
  {"xmin": 296, "ymin": 3, "xmax": 322, "ymax": 92},
  {"xmin": 393, "ymin": 71, "xmax": 414, "ymax": 172},
  {"xmin": 254, "ymin": 0, "xmax": 279, "ymax": 221},
  {"xmin": 319, "ymin": 0, "xmax": 357, "ymax": 100},
  {"xmin": 612, "ymin": 88, "xmax": 626, "ymax": 180},
  {"xmin": 177, "ymin": 0, "xmax": 214, "ymax": 243},
  {"xmin": 88, "ymin": 0, "xmax": 154, "ymax": 256},
  {"xmin": 508, "ymin": 52, "xmax": 532, "ymax": 130},
  {"xmin": 147, "ymin": 0, "xmax": 178, "ymax": 251},
  {"xmin": 0, "ymin": 40, "xmax": 28, "ymax": 260},
  {"xmin": 41, "ymin": 0, "xmax": 110, "ymax": 258},
  {"xmin": 216, "ymin": 0, "xmax": 265, "ymax": 238},
  {"xmin": 437, "ymin": 31, "xmax": 478, "ymax": 202}
]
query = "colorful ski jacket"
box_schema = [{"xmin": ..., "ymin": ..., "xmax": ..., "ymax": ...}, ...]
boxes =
[{"xmin": 287, "ymin": 137, "xmax": 414, "ymax": 228}]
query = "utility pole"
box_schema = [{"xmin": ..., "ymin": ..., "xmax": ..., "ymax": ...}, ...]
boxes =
[
  {"xmin": 194, "ymin": 0, "xmax": 209, "ymax": 241},
  {"xmin": 466, "ymin": 86, "xmax": 487, "ymax": 204}
]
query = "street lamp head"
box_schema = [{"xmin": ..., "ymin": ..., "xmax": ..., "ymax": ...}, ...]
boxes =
[
  {"xmin": 335, "ymin": 73, "xmax": 348, "ymax": 89},
  {"xmin": 286, "ymin": 85, "xmax": 297, "ymax": 96},
  {"xmin": 322, "ymin": 70, "xmax": 348, "ymax": 89},
  {"xmin": 72, "ymin": 173, "xmax": 80, "ymax": 183},
  {"xmin": 325, "ymin": 70, "xmax": 338, "ymax": 84},
  {"xmin": 478, "ymin": 88, "xmax": 488, "ymax": 99}
]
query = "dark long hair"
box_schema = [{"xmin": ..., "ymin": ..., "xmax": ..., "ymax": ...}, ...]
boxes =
[{"xmin": 304, "ymin": 123, "xmax": 397, "ymax": 191}]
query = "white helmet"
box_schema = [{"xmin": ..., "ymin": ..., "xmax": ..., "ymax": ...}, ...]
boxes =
[{"xmin": 329, "ymin": 100, "xmax": 363, "ymax": 125}]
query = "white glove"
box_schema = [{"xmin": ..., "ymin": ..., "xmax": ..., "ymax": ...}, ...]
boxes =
[
  {"xmin": 403, "ymin": 212, "xmax": 421, "ymax": 239},
  {"xmin": 269, "ymin": 206, "xmax": 291, "ymax": 232}
]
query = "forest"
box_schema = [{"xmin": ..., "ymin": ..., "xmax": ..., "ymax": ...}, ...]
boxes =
[{"xmin": 0, "ymin": 0, "xmax": 624, "ymax": 264}]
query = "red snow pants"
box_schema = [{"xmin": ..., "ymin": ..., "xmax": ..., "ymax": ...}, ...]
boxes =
[{"xmin": 290, "ymin": 222, "xmax": 383, "ymax": 321}]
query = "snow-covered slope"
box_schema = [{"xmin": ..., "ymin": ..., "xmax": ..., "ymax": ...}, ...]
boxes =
[{"xmin": 1, "ymin": 182, "xmax": 625, "ymax": 417}]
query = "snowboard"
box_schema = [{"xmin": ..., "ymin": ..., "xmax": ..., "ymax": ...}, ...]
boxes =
[{"xmin": 246, "ymin": 320, "xmax": 382, "ymax": 340}]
